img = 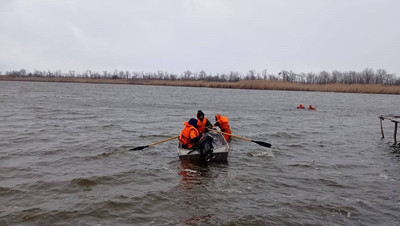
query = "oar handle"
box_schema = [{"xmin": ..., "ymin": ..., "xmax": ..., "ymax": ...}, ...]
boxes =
[
  {"xmin": 209, "ymin": 129, "xmax": 251, "ymax": 142},
  {"xmin": 148, "ymin": 135, "xmax": 179, "ymax": 147}
]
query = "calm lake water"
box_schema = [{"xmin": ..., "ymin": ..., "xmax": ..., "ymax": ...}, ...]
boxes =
[{"xmin": 1, "ymin": 81, "xmax": 400, "ymax": 225}]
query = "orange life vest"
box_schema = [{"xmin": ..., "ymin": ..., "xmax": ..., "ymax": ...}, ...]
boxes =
[
  {"xmin": 308, "ymin": 105, "xmax": 316, "ymax": 110},
  {"xmin": 179, "ymin": 122, "xmax": 200, "ymax": 149},
  {"xmin": 197, "ymin": 117, "xmax": 208, "ymax": 134},
  {"xmin": 215, "ymin": 114, "xmax": 231, "ymax": 141},
  {"xmin": 298, "ymin": 104, "xmax": 305, "ymax": 109}
]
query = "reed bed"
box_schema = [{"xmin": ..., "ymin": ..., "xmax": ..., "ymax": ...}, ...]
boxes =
[{"xmin": 1, "ymin": 76, "xmax": 400, "ymax": 95}]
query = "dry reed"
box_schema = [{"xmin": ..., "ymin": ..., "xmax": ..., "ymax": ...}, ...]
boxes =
[{"xmin": 1, "ymin": 76, "xmax": 400, "ymax": 95}]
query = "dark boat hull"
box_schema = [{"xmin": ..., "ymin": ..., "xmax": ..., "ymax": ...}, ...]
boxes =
[{"xmin": 178, "ymin": 151, "xmax": 229, "ymax": 162}]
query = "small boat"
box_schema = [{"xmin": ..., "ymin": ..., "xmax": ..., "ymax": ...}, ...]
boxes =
[{"xmin": 178, "ymin": 131, "xmax": 230, "ymax": 162}]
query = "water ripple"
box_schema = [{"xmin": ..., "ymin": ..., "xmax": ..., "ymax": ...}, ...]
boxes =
[{"xmin": 1, "ymin": 81, "xmax": 400, "ymax": 225}]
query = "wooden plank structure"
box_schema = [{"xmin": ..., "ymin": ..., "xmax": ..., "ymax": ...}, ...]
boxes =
[{"xmin": 379, "ymin": 114, "xmax": 400, "ymax": 145}]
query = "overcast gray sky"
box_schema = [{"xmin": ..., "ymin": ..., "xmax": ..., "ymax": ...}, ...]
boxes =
[{"xmin": 1, "ymin": 0, "xmax": 399, "ymax": 76}]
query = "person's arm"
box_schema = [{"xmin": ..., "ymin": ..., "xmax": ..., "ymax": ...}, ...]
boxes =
[
  {"xmin": 190, "ymin": 130, "xmax": 201, "ymax": 143},
  {"xmin": 205, "ymin": 119, "xmax": 213, "ymax": 130}
]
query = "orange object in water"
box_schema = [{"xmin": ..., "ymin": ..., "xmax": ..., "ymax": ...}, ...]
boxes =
[
  {"xmin": 297, "ymin": 104, "xmax": 305, "ymax": 109},
  {"xmin": 308, "ymin": 105, "xmax": 316, "ymax": 110}
]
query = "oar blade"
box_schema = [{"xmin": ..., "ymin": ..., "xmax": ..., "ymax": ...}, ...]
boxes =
[
  {"xmin": 251, "ymin": 140, "xmax": 272, "ymax": 148},
  {"xmin": 129, "ymin": 145, "xmax": 149, "ymax": 151}
]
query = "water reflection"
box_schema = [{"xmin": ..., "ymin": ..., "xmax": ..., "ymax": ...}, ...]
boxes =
[
  {"xmin": 179, "ymin": 161, "xmax": 229, "ymax": 182},
  {"xmin": 4, "ymin": 82, "xmax": 400, "ymax": 225},
  {"xmin": 177, "ymin": 160, "xmax": 229, "ymax": 225},
  {"xmin": 183, "ymin": 214, "xmax": 213, "ymax": 226},
  {"xmin": 178, "ymin": 160, "xmax": 211, "ymax": 190}
]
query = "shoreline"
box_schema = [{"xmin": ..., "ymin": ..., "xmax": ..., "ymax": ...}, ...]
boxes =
[{"xmin": 1, "ymin": 76, "xmax": 400, "ymax": 95}]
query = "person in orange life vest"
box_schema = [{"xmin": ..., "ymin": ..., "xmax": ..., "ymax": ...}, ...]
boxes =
[
  {"xmin": 297, "ymin": 104, "xmax": 305, "ymax": 109},
  {"xmin": 179, "ymin": 118, "xmax": 202, "ymax": 149},
  {"xmin": 308, "ymin": 105, "xmax": 316, "ymax": 110},
  {"xmin": 214, "ymin": 114, "xmax": 232, "ymax": 142},
  {"xmin": 196, "ymin": 110, "xmax": 212, "ymax": 134}
]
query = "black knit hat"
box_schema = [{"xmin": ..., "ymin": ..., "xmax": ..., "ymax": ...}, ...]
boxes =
[
  {"xmin": 197, "ymin": 110, "xmax": 204, "ymax": 118},
  {"xmin": 188, "ymin": 118, "xmax": 198, "ymax": 127}
]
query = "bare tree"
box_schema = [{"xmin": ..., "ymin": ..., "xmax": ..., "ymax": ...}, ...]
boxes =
[
  {"xmin": 197, "ymin": 70, "xmax": 206, "ymax": 80},
  {"xmin": 297, "ymin": 73, "xmax": 306, "ymax": 83},
  {"xmin": 362, "ymin": 68, "xmax": 375, "ymax": 84},
  {"xmin": 306, "ymin": 72, "xmax": 315, "ymax": 84},
  {"xmin": 375, "ymin": 69, "xmax": 387, "ymax": 84},
  {"xmin": 124, "ymin": 71, "xmax": 130, "ymax": 79},
  {"xmin": 19, "ymin": 69, "xmax": 26, "ymax": 77},
  {"xmin": 288, "ymin": 71, "xmax": 297, "ymax": 82},
  {"xmin": 246, "ymin": 70, "xmax": 256, "ymax": 80},
  {"xmin": 316, "ymin": 71, "xmax": 330, "ymax": 84},
  {"xmin": 229, "ymin": 71, "xmax": 240, "ymax": 82},
  {"xmin": 219, "ymin": 73, "xmax": 227, "ymax": 81},
  {"xmin": 262, "ymin": 69, "xmax": 268, "ymax": 80},
  {"xmin": 170, "ymin": 73, "xmax": 178, "ymax": 80},
  {"xmin": 3, "ymin": 68, "xmax": 398, "ymax": 86},
  {"xmin": 182, "ymin": 70, "xmax": 193, "ymax": 80},
  {"xmin": 68, "ymin": 70, "xmax": 76, "ymax": 77},
  {"xmin": 331, "ymin": 70, "xmax": 343, "ymax": 83},
  {"xmin": 383, "ymin": 73, "xmax": 395, "ymax": 85}
]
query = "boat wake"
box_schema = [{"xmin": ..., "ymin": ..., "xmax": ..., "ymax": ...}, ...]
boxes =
[{"xmin": 247, "ymin": 150, "xmax": 274, "ymax": 158}]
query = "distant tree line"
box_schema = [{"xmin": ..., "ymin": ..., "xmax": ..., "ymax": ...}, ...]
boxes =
[{"xmin": 2, "ymin": 68, "xmax": 399, "ymax": 85}]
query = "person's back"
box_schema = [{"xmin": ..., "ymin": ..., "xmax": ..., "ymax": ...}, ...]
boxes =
[
  {"xmin": 179, "ymin": 118, "xmax": 201, "ymax": 149},
  {"xmin": 214, "ymin": 114, "xmax": 232, "ymax": 142}
]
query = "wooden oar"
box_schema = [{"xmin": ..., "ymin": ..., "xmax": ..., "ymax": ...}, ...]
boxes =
[
  {"xmin": 210, "ymin": 129, "xmax": 271, "ymax": 148},
  {"xmin": 129, "ymin": 135, "xmax": 179, "ymax": 151}
]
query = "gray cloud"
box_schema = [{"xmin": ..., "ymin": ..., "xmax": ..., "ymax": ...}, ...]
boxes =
[{"xmin": 1, "ymin": 0, "xmax": 399, "ymax": 75}]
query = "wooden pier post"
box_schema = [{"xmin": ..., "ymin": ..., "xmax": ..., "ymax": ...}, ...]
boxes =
[
  {"xmin": 379, "ymin": 115, "xmax": 400, "ymax": 145},
  {"xmin": 394, "ymin": 122, "xmax": 398, "ymax": 145}
]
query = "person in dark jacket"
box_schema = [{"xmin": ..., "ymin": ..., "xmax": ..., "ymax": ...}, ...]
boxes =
[{"xmin": 196, "ymin": 110, "xmax": 213, "ymax": 134}]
